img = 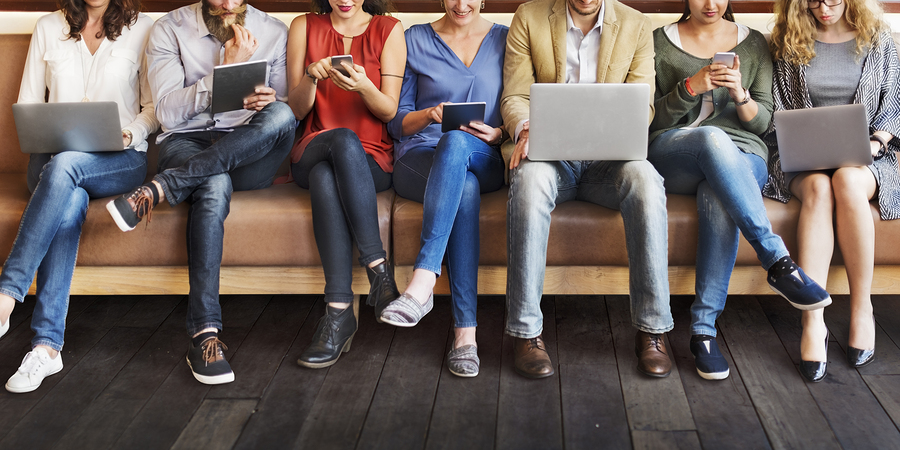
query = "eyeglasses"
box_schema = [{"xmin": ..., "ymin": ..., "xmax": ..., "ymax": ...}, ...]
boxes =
[{"xmin": 807, "ymin": 0, "xmax": 842, "ymax": 9}]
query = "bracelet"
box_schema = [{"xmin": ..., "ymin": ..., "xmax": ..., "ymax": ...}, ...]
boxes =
[
  {"xmin": 305, "ymin": 63, "xmax": 318, "ymax": 84},
  {"xmin": 871, "ymin": 134, "xmax": 889, "ymax": 152},
  {"xmin": 684, "ymin": 77, "xmax": 696, "ymax": 96},
  {"xmin": 734, "ymin": 88, "xmax": 751, "ymax": 106}
]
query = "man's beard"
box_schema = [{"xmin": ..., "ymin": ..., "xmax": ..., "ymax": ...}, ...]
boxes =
[{"xmin": 202, "ymin": 1, "xmax": 248, "ymax": 43}]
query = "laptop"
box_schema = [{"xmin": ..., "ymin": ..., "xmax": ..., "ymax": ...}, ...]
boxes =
[
  {"xmin": 774, "ymin": 103, "xmax": 873, "ymax": 173},
  {"xmin": 528, "ymin": 83, "xmax": 651, "ymax": 161},
  {"xmin": 13, "ymin": 102, "xmax": 125, "ymax": 154}
]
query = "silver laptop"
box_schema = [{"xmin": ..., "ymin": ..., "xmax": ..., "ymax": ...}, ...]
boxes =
[
  {"xmin": 13, "ymin": 102, "xmax": 124, "ymax": 154},
  {"xmin": 774, "ymin": 103, "xmax": 873, "ymax": 173},
  {"xmin": 528, "ymin": 83, "xmax": 650, "ymax": 161}
]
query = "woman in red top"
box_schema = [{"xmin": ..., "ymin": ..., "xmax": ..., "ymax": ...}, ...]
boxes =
[{"xmin": 287, "ymin": 0, "xmax": 406, "ymax": 368}]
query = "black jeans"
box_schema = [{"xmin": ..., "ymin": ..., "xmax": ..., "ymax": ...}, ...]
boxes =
[{"xmin": 291, "ymin": 128, "xmax": 392, "ymax": 304}]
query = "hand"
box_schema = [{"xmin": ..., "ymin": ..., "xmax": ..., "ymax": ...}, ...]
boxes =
[
  {"xmin": 122, "ymin": 130, "xmax": 133, "ymax": 148},
  {"xmin": 460, "ymin": 121, "xmax": 502, "ymax": 145},
  {"xmin": 329, "ymin": 63, "xmax": 375, "ymax": 94},
  {"xmin": 426, "ymin": 103, "xmax": 446, "ymax": 124},
  {"xmin": 710, "ymin": 55, "xmax": 745, "ymax": 102},
  {"xmin": 243, "ymin": 86, "xmax": 277, "ymax": 111},
  {"xmin": 306, "ymin": 57, "xmax": 334, "ymax": 81},
  {"xmin": 871, "ymin": 140, "xmax": 884, "ymax": 157},
  {"xmin": 222, "ymin": 24, "xmax": 259, "ymax": 65},
  {"xmin": 509, "ymin": 121, "xmax": 529, "ymax": 170}
]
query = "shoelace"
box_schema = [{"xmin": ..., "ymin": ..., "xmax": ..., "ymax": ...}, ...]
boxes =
[
  {"xmin": 19, "ymin": 351, "xmax": 49, "ymax": 376},
  {"xmin": 646, "ymin": 334, "xmax": 663, "ymax": 352},
  {"xmin": 527, "ymin": 337, "xmax": 545, "ymax": 351},
  {"xmin": 201, "ymin": 337, "xmax": 228, "ymax": 366},
  {"xmin": 130, "ymin": 187, "xmax": 155, "ymax": 224}
]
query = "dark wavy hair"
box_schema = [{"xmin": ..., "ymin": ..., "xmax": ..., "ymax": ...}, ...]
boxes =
[
  {"xmin": 311, "ymin": 0, "xmax": 392, "ymax": 15},
  {"xmin": 59, "ymin": 0, "xmax": 140, "ymax": 42},
  {"xmin": 677, "ymin": 0, "xmax": 735, "ymax": 22}
]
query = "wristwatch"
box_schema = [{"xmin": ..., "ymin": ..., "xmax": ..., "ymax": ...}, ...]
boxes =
[
  {"xmin": 734, "ymin": 88, "xmax": 751, "ymax": 106},
  {"xmin": 122, "ymin": 129, "xmax": 133, "ymax": 147},
  {"xmin": 305, "ymin": 64, "xmax": 318, "ymax": 84}
]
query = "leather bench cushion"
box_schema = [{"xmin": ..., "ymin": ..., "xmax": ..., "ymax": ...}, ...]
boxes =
[
  {"xmin": 0, "ymin": 175, "xmax": 393, "ymax": 267},
  {"xmin": 0, "ymin": 35, "xmax": 31, "ymax": 175},
  {"xmin": 391, "ymin": 187, "xmax": 896, "ymax": 267}
]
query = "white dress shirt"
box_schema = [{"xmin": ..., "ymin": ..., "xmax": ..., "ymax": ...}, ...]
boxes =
[
  {"xmin": 146, "ymin": 3, "xmax": 288, "ymax": 143},
  {"xmin": 19, "ymin": 11, "xmax": 158, "ymax": 152}
]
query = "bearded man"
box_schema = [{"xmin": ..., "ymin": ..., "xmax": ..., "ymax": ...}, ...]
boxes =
[{"xmin": 107, "ymin": 0, "xmax": 295, "ymax": 385}]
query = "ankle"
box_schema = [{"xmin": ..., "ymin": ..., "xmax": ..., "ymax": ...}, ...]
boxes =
[
  {"xmin": 327, "ymin": 302, "xmax": 350, "ymax": 311},
  {"xmin": 367, "ymin": 258, "xmax": 385, "ymax": 269},
  {"xmin": 151, "ymin": 180, "xmax": 165, "ymax": 203},
  {"xmin": 35, "ymin": 345, "xmax": 58, "ymax": 359}
]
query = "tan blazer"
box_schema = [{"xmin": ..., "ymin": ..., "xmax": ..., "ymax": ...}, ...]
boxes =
[{"xmin": 499, "ymin": 0, "xmax": 656, "ymax": 166}]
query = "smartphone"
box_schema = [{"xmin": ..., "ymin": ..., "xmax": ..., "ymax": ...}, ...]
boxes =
[
  {"xmin": 713, "ymin": 52, "xmax": 736, "ymax": 69},
  {"xmin": 331, "ymin": 55, "xmax": 353, "ymax": 77}
]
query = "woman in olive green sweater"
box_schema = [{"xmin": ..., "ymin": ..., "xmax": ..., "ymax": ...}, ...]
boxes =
[{"xmin": 647, "ymin": 0, "xmax": 830, "ymax": 381}]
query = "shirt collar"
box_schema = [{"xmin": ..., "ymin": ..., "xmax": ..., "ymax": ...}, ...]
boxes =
[
  {"xmin": 193, "ymin": 3, "xmax": 213, "ymax": 40},
  {"xmin": 565, "ymin": 1, "xmax": 604, "ymax": 36}
]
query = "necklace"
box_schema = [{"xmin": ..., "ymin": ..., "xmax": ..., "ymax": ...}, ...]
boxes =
[{"xmin": 78, "ymin": 36, "xmax": 96, "ymax": 102}]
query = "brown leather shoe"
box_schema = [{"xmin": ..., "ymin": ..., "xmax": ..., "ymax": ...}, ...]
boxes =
[
  {"xmin": 635, "ymin": 331, "xmax": 672, "ymax": 377},
  {"xmin": 514, "ymin": 335, "xmax": 555, "ymax": 379}
]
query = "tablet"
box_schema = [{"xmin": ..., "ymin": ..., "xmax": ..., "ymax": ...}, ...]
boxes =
[
  {"xmin": 441, "ymin": 102, "xmax": 486, "ymax": 133},
  {"xmin": 211, "ymin": 60, "xmax": 268, "ymax": 115}
]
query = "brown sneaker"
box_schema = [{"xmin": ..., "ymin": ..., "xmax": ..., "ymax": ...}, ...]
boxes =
[
  {"xmin": 514, "ymin": 335, "xmax": 554, "ymax": 379},
  {"xmin": 635, "ymin": 331, "xmax": 672, "ymax": 377}
]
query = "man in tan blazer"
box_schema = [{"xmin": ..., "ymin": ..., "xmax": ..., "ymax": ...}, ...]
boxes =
[{"xmin": 501, "ymin": 0, "xmax": 674, "ymax": 379}]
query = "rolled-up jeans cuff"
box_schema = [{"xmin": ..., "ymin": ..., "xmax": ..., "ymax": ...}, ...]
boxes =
[
  {"xmin": 633, "ymin": 322, "xmax": 674, "ymax": 335},
  {"xmin": 32, "ymin": 338, "xmax": 63, "ymax": 352},
  {"xmin": 0, "ymin": 288, "xmax": 25, "ymax": 303},
  {"xmin": 188, "ymin": 321, "xmax": 222, "ymax": 337},
  {"xmin": 505, "ymin": 327, "xmax": 543, "ymax": 339}
]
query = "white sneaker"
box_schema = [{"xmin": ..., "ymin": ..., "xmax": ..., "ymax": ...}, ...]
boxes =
[
  {"xmin": 0, "ymin": 318, "xmax": 8, "ymax": 340},
  {"xmin": 6, "ymin": 348, "xmax": 63, "ymax": 393}
]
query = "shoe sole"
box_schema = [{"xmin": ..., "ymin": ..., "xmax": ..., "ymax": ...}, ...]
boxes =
[
  {"xmin": 449, "ymin": 369, "xmax": 479, "ymax": 378},
  {"xmin": 186, "ymin": 357, "xmax": 234, "ymax": 385},
  {"xmin": 380, "ymin": 317, "xmax": 420, "ymax": 327},
  {"xmin": 514, "ymin": 366, "xmax": 555, "ymax": 379},
  {"xmin": 5, "ymin": 364, "xmax": 63, "ymax": 393},
  {"xmin": 297, "ymin": 336, "xmax": 353, "ymax": 369},
  {"xmin": 697, "ymin": 368, "xmax": 730, "ymax": 380},
  {"xmin": 637, "ymin": 368, "xmax": 671, "ymax": 378},
  {"xmin": 106, "ymin": 200, "xmax": 136, "ymax": 232},
  {"xmin": 769, "ymin": 286, "xmax": 832, "ymax": 311}
]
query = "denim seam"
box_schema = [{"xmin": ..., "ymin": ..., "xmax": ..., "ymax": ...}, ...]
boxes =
[
  {"xmin": 0, "ymin": 288, "xmax": 25, "ymax": 303},
  {"xmin": 633, "ymin": 321, "xmax": 674, "ymax": 334},
  {"xmin": 454, "ymin": 321, "xmax": 478, "ymax": 328},
  {"xmin": 505, "ymin": 327, "xmax": 543, "ymax": 339},
  {"xmin": 189, "ymin": 321, "xmax": 222, "ymax": 337},
  {"xmin": 31, "ymin": 338, "xmax": 63, "ymax": 352}
]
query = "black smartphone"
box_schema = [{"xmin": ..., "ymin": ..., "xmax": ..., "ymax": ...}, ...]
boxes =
[{"xmin": 331, "ymin": 55, "xmax": 353, "ymax": 77}]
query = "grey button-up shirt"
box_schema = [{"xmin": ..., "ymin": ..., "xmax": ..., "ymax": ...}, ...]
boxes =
[{"xmin": 146, "ymin": 2, "xmax": 288, "ymax": 143}]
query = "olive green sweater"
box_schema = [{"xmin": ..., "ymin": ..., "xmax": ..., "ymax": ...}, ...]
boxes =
[{"xmin": 649, "ymin": 26, "xmax": 774, "ymax": 161}]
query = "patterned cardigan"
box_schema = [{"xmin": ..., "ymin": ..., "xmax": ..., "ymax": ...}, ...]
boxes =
[{"xmin": 762, "ymin": 32, "xmax": 900, "ymax": 220}]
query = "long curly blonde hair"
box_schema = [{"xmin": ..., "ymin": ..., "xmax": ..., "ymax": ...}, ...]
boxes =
[{"xmin": 770, "ymin": 0, "xmax": 888, "ymax": 65}]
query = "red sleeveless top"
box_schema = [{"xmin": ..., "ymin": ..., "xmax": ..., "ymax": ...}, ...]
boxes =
[{"xmin": 292, "ymin": 13, "xmax": 398, "ymax": 173}]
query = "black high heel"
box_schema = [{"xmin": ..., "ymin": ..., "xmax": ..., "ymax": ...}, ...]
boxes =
[
  {"xmin": 848, "ymin": 316, "xmax": 875, "ymax": 368},
  {"xmin": 799, "ymin": 328, "xmax": 828, "ymax": 383},
  {"xmin": 366, "ymin": 261, "xmax": 399, "ymax": 321},
  {"xmin": 298, "ymin": 297, "xmax": 359, "ymax": 369}
]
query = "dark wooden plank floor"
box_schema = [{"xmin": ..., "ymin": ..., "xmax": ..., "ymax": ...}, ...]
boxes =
[{"xmin": 0, "ymin": 293, "xmax": 898, "ymax": 449}]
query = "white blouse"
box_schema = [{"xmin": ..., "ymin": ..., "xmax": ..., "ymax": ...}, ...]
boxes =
[{"xmin": 18, "ymin": 11, "xmax": 158, "ymax": 152}]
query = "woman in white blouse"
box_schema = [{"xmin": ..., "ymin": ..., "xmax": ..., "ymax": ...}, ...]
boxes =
[{"xmin": 0, "ymin": 0, "xmax": 157, "ymax": 393}]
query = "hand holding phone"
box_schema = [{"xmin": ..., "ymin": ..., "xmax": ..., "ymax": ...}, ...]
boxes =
[
  {"xmin": 331, "ymin": 55, "xmax": 353, "ymax": 77},
  {"xmin": 713, "ymin": 52, "xmax": 736, "ymax": 69}
]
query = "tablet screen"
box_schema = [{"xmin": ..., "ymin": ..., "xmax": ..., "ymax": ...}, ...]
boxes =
[
  {"xmin": 211, "ymin": 60, "xmax": 269, "ymax": 114},
  {"xmin": 441, "ymin": 102, "xmax": 486, "ymax": 133}
]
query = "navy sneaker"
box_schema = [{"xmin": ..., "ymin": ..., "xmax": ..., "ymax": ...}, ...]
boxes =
[
  {"xmin": 690, "ymin": 335, "xmax": 730, "ymax": 380},
  {"xmin": 106, "ymin": 185, "xmax": 157, "ymax": 232},
  {"xmin": 767, "ymin": 256, "xmax": 832, "ymax": 310},
  {"xmin": 187, "ymin": 335, "xmax": 234, "ymax": 385}
]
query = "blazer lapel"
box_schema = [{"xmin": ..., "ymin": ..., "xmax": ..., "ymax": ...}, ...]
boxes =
[
  {"xmin": 549, "ymin": 0, "xmax": 568, "ymax": 83},
  {"xmin": 595, "ymin": 0, "xmax": 619, "ymax": 83}
]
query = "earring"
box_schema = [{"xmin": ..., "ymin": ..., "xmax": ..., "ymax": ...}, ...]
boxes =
[
  {"xmin": 481, "ymin": 1, "xmax": 485, "ymax": 8},
  {"xmin": 440, "ymin": 0, "xmax": 444, "ymax": 7}
]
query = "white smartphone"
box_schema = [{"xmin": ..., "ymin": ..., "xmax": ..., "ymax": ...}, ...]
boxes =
[
  {"xmin": 713, "ymin": 52, "xmax": 736, "ymax": 69},
  {"xmin": 331, "ymin": 55, "xmax": 353, "ymax": 77}
]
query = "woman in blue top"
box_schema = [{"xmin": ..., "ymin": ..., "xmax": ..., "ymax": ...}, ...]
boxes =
[{"xmin": 382, "ymin": 0, "xmax": 507, "ymax": 377}]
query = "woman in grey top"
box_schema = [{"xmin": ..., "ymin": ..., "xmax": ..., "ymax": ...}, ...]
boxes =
[{"xmin": 766, "ymin": 0, "xmax": 900, "ymax": 381}]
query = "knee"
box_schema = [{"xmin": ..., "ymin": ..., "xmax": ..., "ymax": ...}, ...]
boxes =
[
  {"xmin": 193, "ymin": 173, "xmax": 233, "ymax": 216},
  {"xmin": 39, "ymin": 152, "xmax": 82, "ymax": 187},
  {"xmin": 831, "ymin": 168, "xmax": 869, "ymax": 203},
  {"xmin": 621, "ymin": 160, "xmax": 665, "ymax": 193},
  {"xmin": 259, "ymin": 101, "xmax": 296, "ymax": 132},
  {"xmin": 59, "ymin": 188, "xmax": 89, "ymax": 227},
  {"xmin": 435, "ymin": 131, "xmax": 472, "ymax": 165},
  {"xmin": 509, "ymin": 161, "xmax": 557, "ymax": 207},
  {"xmin": 459, "ymin": 172, "xmax": 481, "ymax": 209},
  {"xmin": 803, "ymin": 175, "xmax": 835, "ymax": 209},
  {"xmin": 308, "ymin": 162, "xmax": 338, "ymax": 193}
]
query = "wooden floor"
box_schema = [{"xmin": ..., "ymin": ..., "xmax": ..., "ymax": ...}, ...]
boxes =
[{"xmin": 0, "ymin": 294, "xmax": 898, "ymax": 449}]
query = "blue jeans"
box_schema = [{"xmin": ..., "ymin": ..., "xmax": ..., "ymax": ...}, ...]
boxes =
[
  {"xmin": 291, "ymin": 128, "xmax": 392, "ymax": 305},
  {"xmin": 0, "ymin": 149, "xmax": 147, "ymax": 351},
  {"xmin": 506, "ymin": 158, "xmax": 673, "ymax": 338},
  {"xmin": 156, "ymin": 102, "xmax": 295, "ymax": 335},
  {"xmin": 648, "ymin": 127, "xmax": 788, "ymax": 337},
  {"xmin": 393, "ymin": 131, "xmax": 504, "ymax": 328}
]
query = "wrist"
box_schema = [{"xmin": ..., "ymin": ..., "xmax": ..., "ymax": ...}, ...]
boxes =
[
  {"xmin": 122, "ymin": 129, "xmax": 133, "ymax": 147},
  {"xmin": 685, "ymin": 77, "xmax": 697, "ymax": 96},
  {"xmin": 734, "ymin": 88, "xmax": 751, "ymax": 106},
  {"xmin": 305, "ymin": 63, "xmax": 318, "ymax": 84},
  {"xmin": 871, "ymin": 133, "xmax": 889, "ymax": 152}
]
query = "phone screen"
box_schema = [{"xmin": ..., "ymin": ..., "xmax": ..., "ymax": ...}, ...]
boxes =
[{"xmin": 331, "ymin": 55, "xmax": 353, "ymax": 77}]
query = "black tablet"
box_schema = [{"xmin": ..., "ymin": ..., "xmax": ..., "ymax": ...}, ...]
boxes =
[
  {"xmin": 211, "ymin": 60, "xmax": 269, "ymax": 114},
  {"xmin": 441, "ymin": 102, "xmax": 486, "ymax": 133}
]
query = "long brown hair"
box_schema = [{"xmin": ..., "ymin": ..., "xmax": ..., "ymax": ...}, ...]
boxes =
[
  {"xmin": 770, "ymin": 0, "xmax": 887, "ymax": 65},
  {"xmin": 311, "ymin": 0, "xmax": 393, "ymax": 15},
  {"xmin": 59, "ymin": 0, "xmax": 140, "ymax": 42}
]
